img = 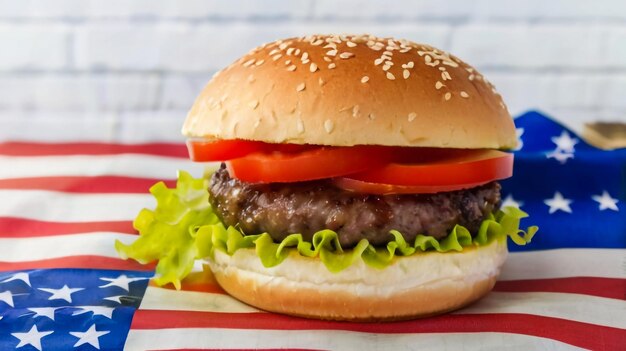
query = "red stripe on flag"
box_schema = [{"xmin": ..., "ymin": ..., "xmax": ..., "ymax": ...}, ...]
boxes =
[
  {"xmin": 0, "ymin": 217, "xmax": 135, "ymax": 237},
  {"xmin": 0, "ymin": 141, "xmax": 187, "ymax": 157},
  {"xmin": 495, "ymin": 277, "xmax": 626, "ymax": 300},
  {"xmin": 152, "ymin": 349, "xmax": 322, "ymax": 351},
  {"xmin": 0, "ymin": 255, "xmax": 155, "ymax": 272},
  {"xmin": 0, "ymin": 176, "xmax": 174, "ymax": 193},
  {"xmin": 130, "ymin": 311, "xmax": 626, "ymax": 350}
]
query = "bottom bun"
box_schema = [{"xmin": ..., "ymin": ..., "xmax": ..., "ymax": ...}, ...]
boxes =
[{"xmin": 206, "ymin": 238, "xmax": 508, "ymax": 321}]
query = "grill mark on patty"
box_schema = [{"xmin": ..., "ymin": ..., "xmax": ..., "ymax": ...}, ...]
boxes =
[{"xmin": 209, "ymin": 164, "xmax": 501, "ymax": 248}]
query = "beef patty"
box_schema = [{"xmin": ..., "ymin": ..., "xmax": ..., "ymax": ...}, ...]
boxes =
[{"xmin": 208, "ymin": 164, "xmax": 501, "ymax": 248}]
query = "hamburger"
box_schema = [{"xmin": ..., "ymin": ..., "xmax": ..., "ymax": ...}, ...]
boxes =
[{"xmin": 117, "ymin": 34, "xmax": 537, "ymax": 321}]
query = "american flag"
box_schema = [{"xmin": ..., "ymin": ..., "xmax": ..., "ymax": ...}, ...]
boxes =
[{"xmin": 0, "ymin": 111, "xmax": 624, "ymax": 350}]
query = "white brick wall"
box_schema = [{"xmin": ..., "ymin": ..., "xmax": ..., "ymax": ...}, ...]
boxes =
[{"xmin": 0, "ymin": 0, "xmax": 624, "ymax": 142}]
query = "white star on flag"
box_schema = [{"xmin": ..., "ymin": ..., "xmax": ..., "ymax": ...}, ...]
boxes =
[
  {"xmin": 544, "ymin": 192, "xmax": 573, "ymax": 214},
  {"xmin": 0, "ymin": 290, "xmax": 14, "ymax": 307},
  {"xmin": 103, "ymin": 295, "xmax": 123, "ymax": 304},
  {"xmin": 11, "ymin": 325, "xmax": 53, "ymax": 351},
  {"xmin": 70, "ymin": 324, "xmax": 110, "ymax": 349},
  {"xmin": 72, "ymin": 306, "xmax": 115, "ymax": 319},
  {"xmin": 546, "ymin": 149, "xmax": 574, "ymax": 164},
  {"xmin": 38, "ymin": 284, "xmax": 84, "ymax": 303},
  {"xmin": 28, "ymin": 307, "xmax": 57, "ymax": 321},
  {"xmin": 592, "ymin": 191, "xmax": 619, "ymax": 211},
  {"xmin": 99, "ymin": 275, "xmax": 148, "ymax": 292},
  {"xmin": 514, "ymin": 128, "xmax": 524, "ymax": 151},
  {"xmin": 501, "ymin": 194, "xmax": 523, "ymax": 209},
  {"xmin": 1, "ymin": 272, "xmax": 31, "ymax": 287},
  {"xmin": 552, "ymin": 131, "xmax": 578, "ymax": 153}
]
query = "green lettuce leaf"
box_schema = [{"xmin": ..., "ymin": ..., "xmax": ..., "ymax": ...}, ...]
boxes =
[{"xmin": 116, "ymin": 171, "xmax": 538, "ymax": 289}]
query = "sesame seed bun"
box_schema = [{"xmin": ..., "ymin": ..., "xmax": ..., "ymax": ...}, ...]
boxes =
[
  {"xmin": 183, "ymin": 34, "xmax": 516, "ymax": 149},
  {"xmin": 207, "ymin": 238, "xmax": 508, "ymax": 321}
]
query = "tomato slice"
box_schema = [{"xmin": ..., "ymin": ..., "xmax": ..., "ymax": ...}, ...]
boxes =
[
  {"xmin": 186, "ymin": 139, "xmax": 267, "ymax": 161},
  {"xmin": 227, "ymin": 146, "xmax": 395, "ymax": 183},
  {"xmin": 333, "ymin": 177, "xmax": 490, "ymax": 195},
  {"xmin": 348, "ymin": 149, "xmax": 513, "ymax": 187}
]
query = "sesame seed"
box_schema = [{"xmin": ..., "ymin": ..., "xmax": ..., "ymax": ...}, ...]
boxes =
[
  {"xmin": 460, "ymin": 91, "xmax": 469, "ymax": 98},
  {"xmin": 279, "ymin": 43, "xmax": 288, "ymax": 50},
  {"xmin": 328, "ymin": 63, "xmax": 336, "ymax": 69},
  {"xmin": 444, "ymin": 92, "xmax": 451, "ymax": 101},
  {"xmin": 361, "ymin": 76, "xmax": 369, "ymax": 83},
  {"xmin": 318, "ymin": 77, "xmax": 326, "ymax": 86},
  {"xmin": 439, "ymin": 67, "xmax": 446, "ymax": 71},
  {"xmin": 374, "ymin": 58, "xmax": 384, "ymax": 66},
  {"xmin": 368, "ymin": 113, "xmax": 376, "ymax": 120},
  {"xmin": 272, "ymin": 54, "xmax": 282, "ymax": 61},
  {"xmin": 323, "ymin": 43, "xmax": 337, "ymax": 49},
  {"xmin": 323, "ymin": 57, "xmax": 332, "ymax": 62},
  {"xmin": 442, "ymin": 60, "xmax": 459, "ymax": 67},
  {"xmin": 269, "ymin": 49, "xmax": 279, "ymax": 56},
  {"xmin": 302, "ymin": 59, "xmax": 310, "ymax": 64},
  {"xmin": 407, "ymin": 61, "xmax": 414, "ymax": 68},
  {"xmin": 408, "ymin": 112, "xmax": 417, "ymax": 122},
  {"xmin": 310, "ymin": 63, "xmax": 318, "ymax": 72},
  {"xmin": 383, "ymin": 64, "xmax": 391, "ymax": 71},
  {"xmin": 312, "ymin": 39, "xmax": 324, "ymax": 46},
  {"xmin": 324, "ymin": 119, "xmax": 334, "ymax": 134},
  {"xmin": 435, "ymin": 81, "xmax": 444, "ymax": 90},
  {"xmin": 403, "ymin": 69, "xmax": 410, "ymax": 79},
  {"xmin": 287, "ymin": 65, "xmax": 296, "ymax": 71},
  {"xmin": 285, "ymin": 60, "xmax": 291, "ymax": 65},
  {"xmin": 468, "ymin": 74, "xmax": 475, "ymax": 81},
  {"xmin": 383, "ymin": 51, "xmax": 393, "ymax": 56},
  {"xmin": 442, "ymin": 71, "xmax": 452, "ymax": 81},
  {"xmin": 296, "ymin": 83, "xmax": 305, "ymax": 92},
  {"xmin": 255, "ymin": 59, "xmax": 264, "ymax": 66},
  {"xmin": 347, "ymin": 41, "xmax": 357, "ymax": 47},
  {"xmin": 297, "ymin": 119, "xmax": 305, "ymax": 133},
  {"xmin": 248, "ymin": 100, "xmax": 259, "ymax": 109},
  {"xmin": 243, "ymin": 59, "xmax": 255, "ymax": 67},
  {"xmin": 301, "ymin": 52, "xmax": 309, "ymax": 61},
  {"xmin": 326, "ymin": 50, "xmax": 337, "ymax": 56},
  {"xmin": 352, "ymin": 105, "xmax": 360, "ymax": 117},
  {"xmin": 294, "ymin": 49, "xmax": 301, "ymax": 56},
  {"xmin": 286, "ymin": 48, "xmax": 294, "ymax": 55},
  {"xmin": 424, "ymin": 55, "xmax": 432, "ymax": 63},
  {"xmin": 371, "ymin": 44, "xmax": 383, "ymax": 51},
  {"xmin": 339, "ymin": 52, "xmax": 354, "ymax": 59},
  {"xmin": 386, "ymin": 72, "xmax": 395, "ymax": 80}
]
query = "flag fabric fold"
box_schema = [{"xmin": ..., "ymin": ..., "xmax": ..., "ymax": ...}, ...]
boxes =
[{"xmin": 0, "ymin": 111, "xmax": 624, "ymax": 350}]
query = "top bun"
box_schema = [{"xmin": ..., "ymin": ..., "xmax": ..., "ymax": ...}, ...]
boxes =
[{"xmin": 183, "ymin": 34, "xmax": 516, "ymax": 149}]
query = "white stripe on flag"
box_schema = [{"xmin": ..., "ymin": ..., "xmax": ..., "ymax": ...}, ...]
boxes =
[
  {"xmin": 0, "ymin": 233, "xmax": 137, "ymax": 261},
  {"xmin": 503, "ymin": 249, "xmax": 626, "ymax": 279},
  {"xmin": 0, "ymin": 155, "xmax": 208, "ymax": 179},
  {"xmin": 0, "ymin": 190, "xmax": 152, "ymax": 221},
  {"xmin": 125, "ymin": 328, "xmax": 584, "ymax": 351},
  {"xmin": 139, "ymin": 286, "xmax": 259, "ymax": 313},
  {"xmin": 457, "ymin": 291, "xmax": 626, "ymax": 329}
]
